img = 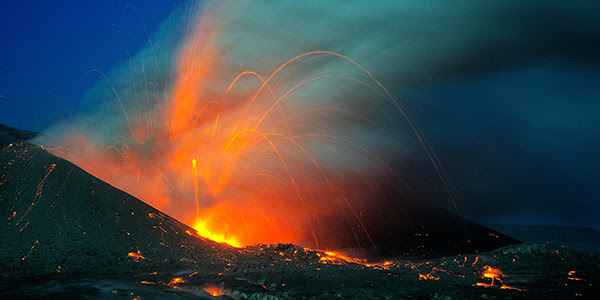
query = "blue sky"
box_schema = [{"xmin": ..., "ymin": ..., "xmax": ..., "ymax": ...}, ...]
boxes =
[{"xmin": 0, "ymin": 1, "xmax": 177, "ymax": 131}]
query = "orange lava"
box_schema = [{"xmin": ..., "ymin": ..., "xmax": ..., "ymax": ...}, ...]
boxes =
[
  {"xmin": 482, "ymin": 265, "xmax": 503, "ymax": 285},
  {"xmin": 418, "ymin": 273, "xmax": 440, "ymax": 281},
  {"xmin": 475, "ymin": 265, "xmax": 524, "ymax": 291},
  {"xmin": 127, "ymin": 250, "xmax": 146, "ymax": 261},
  {"xmin": 191, "ymin": 213, "xmax": 242, "ymax": 247},
  {"xmin": 316, "ymin": 250, "xmax": 397, "ymax": 270}
]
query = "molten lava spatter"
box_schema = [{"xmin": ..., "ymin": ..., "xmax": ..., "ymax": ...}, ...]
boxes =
[
  {"xmin": 475, "ymin": 265, "xmax": 524, "ymax": 291},
  {"xmin": 35, "ymin": 3, "xmax": 451, "ymax": 253}
]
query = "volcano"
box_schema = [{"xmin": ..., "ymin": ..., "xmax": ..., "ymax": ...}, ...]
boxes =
[
  {"xmin": 1, "ymin": 123, "xmax": 518, "ymax": 266},
  {"xmin": 1, "ymin": 124, "xmax": 599, "ymax": 298}
]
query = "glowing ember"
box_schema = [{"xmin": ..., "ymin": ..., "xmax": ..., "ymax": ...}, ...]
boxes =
[
  {"xmin": 471, "ymin": 256, "xmax": 479, "ymax": 267},
  {"xmin": 168, "ymin": 277, "xmax": 185, "ymax": 286},
  {"xmin": 21, "ymin": 240, "xmax": 39, "ymax": 261},
  {"xmin": 418, "ymin": 273, "xmax": 440, "ymax": 281},
  {"xmin": 568, "ymin": 270, "xmax": 585, "ymax": 281},
  {"xmin": 127, "ymin": 250, "xmax": 146, "ymax": 261},
  {"xmin": 408, "ymin": 262, "xmax": 442, "ymax": 281}
]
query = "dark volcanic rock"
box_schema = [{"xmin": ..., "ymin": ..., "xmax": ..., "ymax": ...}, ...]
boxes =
[
  {"xmin": 310, "ymin": 177, "xmax": 522, "ymax": 260},
  {"xmin": 0, "ymin": 123, "xmax": 39, "ymax": 147},
  {"xmin": 0, "ymin": 142, "xmax": 234, "ymax": 280},
  {"xmin": 317, "ymin": 201, "xmax": 522, "ymax": 261}
]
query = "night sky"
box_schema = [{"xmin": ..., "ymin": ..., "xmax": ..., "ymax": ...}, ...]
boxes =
[
  {"xmin": 0, "ymin": 1, "xmax": 178, "ymax": 132},
  {"xmin": 1, "ymin": 1, "xmax": 599, "ymax": 230}
]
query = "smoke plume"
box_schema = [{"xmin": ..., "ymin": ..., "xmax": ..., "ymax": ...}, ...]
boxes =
[{"xmin": 34, "ymin": 0, "xmax": 600, "ymax": 249}]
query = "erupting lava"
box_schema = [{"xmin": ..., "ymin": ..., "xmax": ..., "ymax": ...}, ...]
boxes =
[
  {"xmin": 166, "ymin": 44, "xmax": 402, "ymax": 248},
  {"xmin": 37, "ymin": 2, "xmax": 443, "ymax": 253}
]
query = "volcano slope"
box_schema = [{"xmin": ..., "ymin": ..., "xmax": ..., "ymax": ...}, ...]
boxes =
[
  {"xmin": 0, "ymin": 142, "xmax": 235, "ymax": 283},
  {"xmin": 1, "ymin": 137, "xmax": 599, "ymax": 299}
]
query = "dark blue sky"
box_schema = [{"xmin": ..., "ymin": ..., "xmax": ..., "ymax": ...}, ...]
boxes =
[
  {"xmin": 1, "ymin": 1, "xmax": 599, "ymax": 230},
  {"xmin": 0, "ymin": 1, "xmax": 177, "ymax": 131}
]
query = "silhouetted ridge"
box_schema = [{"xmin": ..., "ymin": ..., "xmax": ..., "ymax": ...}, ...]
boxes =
[{"xmin": 0, "ymin": 123, "xmax": 40, "ymax": 147}]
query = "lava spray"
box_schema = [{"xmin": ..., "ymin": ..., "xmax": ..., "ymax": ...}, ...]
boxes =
[{"xmin": 34, "ymin": 0, "xmax": 600, "ymax": 251}]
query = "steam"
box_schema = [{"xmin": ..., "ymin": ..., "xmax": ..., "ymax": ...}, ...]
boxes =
[{"xmin": 33, "ymin": 0, "xmax": 600, "ymax": 246}]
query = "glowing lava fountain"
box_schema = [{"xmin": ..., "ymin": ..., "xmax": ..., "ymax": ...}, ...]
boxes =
[{"xmin": 34, "ymin": 2, "xmax": 447, "ymax": 252}]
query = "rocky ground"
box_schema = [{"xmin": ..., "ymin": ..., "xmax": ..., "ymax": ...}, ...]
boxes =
[
  {"xmin": 2, "ymin": 240, "xmax": 598, "ymax": 299},
  {"xmin": 1, "ymin": 141, "xmax": 599, "ymax": 299}
]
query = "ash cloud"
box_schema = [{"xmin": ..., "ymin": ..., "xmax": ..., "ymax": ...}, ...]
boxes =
[
  {"xmin": 212, "ymin": 0, "xmax": 600, "ymax": 88},
  {"xmin": 34, "ymin": 0, "xmax": 600, "ymax": 233},
  {"xmin": 209, "ymin": 0, "xmax": 600, "ymax": 228}
]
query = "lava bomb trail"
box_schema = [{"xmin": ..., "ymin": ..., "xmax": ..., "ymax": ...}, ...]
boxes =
[{"xmin": 30, "ymin": 1, "xmax": 600, "ymax": 257}]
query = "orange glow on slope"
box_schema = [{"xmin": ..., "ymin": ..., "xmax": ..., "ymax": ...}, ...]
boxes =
[
  {"xmin": 318, "ymin": 251, "xmax": 367, "ymax": 265},
  {"xmin": 203, "ymin": 286, "xmax": 223, "ymax": 297},
  {"xmin": 316, "ymin": 250, "xmax": 396, "ymax": 270},
  {"xmin": 191, "ymin": 213, "xmax": 241, "ymax": 248}
]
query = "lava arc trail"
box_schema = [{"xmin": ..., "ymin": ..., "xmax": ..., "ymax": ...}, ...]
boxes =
[
  {"xmin": 36, "ymin": 0, "xmax": 569, "ymax": 256},
  {"xmin": 34, "ymin": 2, "xmax": 443, "ymax": 254}
]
